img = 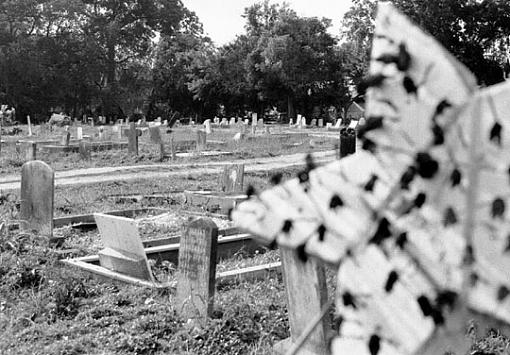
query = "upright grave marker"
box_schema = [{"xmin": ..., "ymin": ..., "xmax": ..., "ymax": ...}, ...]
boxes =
[
  {"xmin": 220, "ymin": 164, "xmax": 245, "ymax": 193},
  {"xmin": 274, "ymin": 248, "xmax": 329, "ymax": 355},
  {"xmin": 76, "ymin": 126, "xmax": 83, "ymax": 140},
  {"xmin": 20, "ymin": 161, "xmax": 54, "ymax": 237},
  {"xmin": 95, "ymin": 213, "xmax": 155, "ymax": 282},
  {"xmin": 149, "ymin": 126, "xmax": 165, "ymax": 160},
  {"xmin": 176, "ymin": 218, "xmax": 218, "ymax": 325},
  {"xmin": 61, "ymin": 131, "xmax": 71, "ymax": 146},
  {"xmin": 27, "ymin": 115, "xmax": 32, "ymax": 136},
  {"xmin": 196, "ymin": 130, "xmax": 207, "ymax": 151},
  {"xmin": 24, "ymin": 141, "xmax": 37, "ymax": 161},
  {"xmin": 128, "ymin": 122, "xmax": 141, "ymax": 155},
  {"xmin": 204, "ymin": 119, "xmax": 212, "ymax": 134},
  {"xmin": 79, "ymin": 141, "xmax": 91, "ymax": 160}
]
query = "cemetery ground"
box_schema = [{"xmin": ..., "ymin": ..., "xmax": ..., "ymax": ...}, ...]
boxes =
[
  {"xmin": 0, "ymin": 124, "xmax": 506, "ymax": 355},
  {"xmin": 0, "ymin": 123, "xmax": 335, "ymax": 355}
]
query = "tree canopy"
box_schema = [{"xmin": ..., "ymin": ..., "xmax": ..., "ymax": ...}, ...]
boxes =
[{"xmin": 1, "ymin": 0, "xmax": 509, "ymax": 123}]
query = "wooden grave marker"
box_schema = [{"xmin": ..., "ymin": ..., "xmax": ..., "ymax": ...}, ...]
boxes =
[
  {"xmin": 95, "ymin": 213, "xmax": 155, "ymax": 282},
  {"xmin": 20, "ymin": 161, "xmax": 54, "ymax": 237},
  {"xmin": 220, "ymin": 164, "xmax": 245, "ymax": 193},
  {"xmin": 176, "ymin": 218, "xmax": 218, "ymax": 325},
  {"xmin": 274, "ymin": 248, "xmax": 329, "ymax": 355}
]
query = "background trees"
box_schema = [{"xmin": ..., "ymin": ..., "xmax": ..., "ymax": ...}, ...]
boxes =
[{"xmin": 1, "ymin": 0, "xmax": 509, "ymax": 123}]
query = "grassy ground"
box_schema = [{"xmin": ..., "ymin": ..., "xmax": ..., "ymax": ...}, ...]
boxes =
[
  {"xmin": 0, "ymin": 125, "xmax": 505, "ymax": 354},
  {"xmin": 0, "ymin": 123, "xmax": 336, "ymax": 175}
]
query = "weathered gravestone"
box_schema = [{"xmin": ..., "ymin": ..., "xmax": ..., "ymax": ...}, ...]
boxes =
[
  {"xmin": 310, "ymin": 118, "xmax": 317, "ymax": 127},
  {"xmin": 24, "ymin": 141, "xmax": 37, "ymax": 161},
  {"xmin": 78, "ymin": 141, "xmax": 91, "ymax": 160},
  {"xmin": 318, "ymin": 118, "xmax": 323, "ymax": 127},
  {"xmin": 95, "ymin": 213, "xmax": 155, "ymax": 282},
  {"xmin": 196, "ymin": 130, "xmax": 207, "ymax": 150},
  {"xmin": 149, "ymin": 126, "xmax": 165, "ymax": 160},
  {"xmin": 274, "ymin": 248, "xmax": 329, "ymax": 355},
  {"xmin": 61, "ymin": 131, "xmax": 71, "ymax": 146},
  {"xmin": 220, "ymin": 164, "xmax": 245, "ymax": 193},
  {"xmin": 176, "ymin": 218, "xmax": 218, "ymax": 325},
  {"xmin": 20, "ymin": 161, "xmax": 54, "ymax": 237},
  {"xmin": 128, "ymin": 122, "xmax": 142, "ymax": 155},
  {"xmin": 76, "ymin": 127, "xmax": 83, "ymax": 140},
  {"xmin": 204, "ymin": 119, "xmax": 212, "ymax": 134}
]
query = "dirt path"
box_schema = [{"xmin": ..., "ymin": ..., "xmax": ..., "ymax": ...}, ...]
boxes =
[{"xmin": 0, "ymin": 150, "xmax": 337, "ymax": 191}]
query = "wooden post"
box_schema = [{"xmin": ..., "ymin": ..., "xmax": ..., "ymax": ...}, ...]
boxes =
[
  {"xmin": 220, "ymin": 164, "xmax": 245, "ymax": 193},
  {"xmin": 274, "ymin": 248, "xmax": 329, "ymax": 355},
  {"xmin": 176, "ymin": 218, "xmax": 218, "ymax": 326},
  {"xmin": 20, "ymin": 161, "xmax": 54, "ymax": 237}
]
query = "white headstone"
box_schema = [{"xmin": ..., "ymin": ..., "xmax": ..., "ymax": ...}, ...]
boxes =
[
  {"xmin": 229, "ymin": 117, "xmax": 236, "ymax": 125},
  {"xmin": 204, "ymin": 119, "xmax": 212, "ymax": 134},
  {"xmin": 251, "ymin": 113, "xmax": 257, "ymax": 126},
  {"xmin": 27, "ymin": 115, "xmax": 32, "ymax": 136},
  {"xmin": 76, "ymin": 127, "xmax": 83, "ymax": 140}
]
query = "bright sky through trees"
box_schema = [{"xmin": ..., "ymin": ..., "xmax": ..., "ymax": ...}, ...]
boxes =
[{"xmin": 181, "ymin": 0, "xmax": 353, "ymax": 45}]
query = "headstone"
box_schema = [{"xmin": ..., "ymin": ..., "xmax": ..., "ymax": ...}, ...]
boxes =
[
  {"xmin": 149, "ymin": 126, "xmax": 162, "ymax": 144},
  {"xmin": 196, "ymin": 130, "xmax": 207, "ymax": 150},
  {"xmin": 229, "ymin": 117, "xmax": 236, "ymax": 125},
  {"xmin": 214, "ymin": 117, "xmax": 220, "ymax": 124},
  {"xmin": 257, "ymin": 119, "xmax": 264, "ymax": 128},
  {"xmin": 27, "ymin": 115, "xmax": 32, "ymax": 136},
  {"xmin": 156, "ymin": 117, "xmax": 161, "ymax": 123},
  {"xmin": 112, "ymin": 125, "xmax": 121, "ymax": 140},
  {"xmin": 220, "ymin": 164, "xmax": 244, "ymax": 193},
  {"xmin": 163, "ymin": 120, "xmax": 168, "ymax": 126},
  {"xmin": 76, "ymin": 127, "xmax": 83, "ymax": 140},
  {"xmin": 244, "ymin": 119, "xmax": 249, "ymax": 125},
  {"xmin": 220, "ymin": 117, "xmax": 228, "ymax": 126},
  {"xmin": 318, "ymin": 118, "xmax": 324, "ymax": 127},
  {"xmin": 24, "ymin": 141, "xmax": 36, "ymax": 161},
  {"xmin": 251, "ymin": 113, "xmax": 257, "ymax": 127},
  {"xmin": 95, "ymin": 214, "xmax": 155, "ymax": 282},
  {"xmin": 61, "ymin": 132, "xmax": 71, "ymax": 146},
  {"xmin": 310, "ymin": 119, "xmax": 317, "ymax": 127},
  {"xmin": 326, "ymin": 123, "xmax": 332, "ymax": 129},
  {"xmin": 289, "ymin": 118, "xmax": 294, "ymax": 126},
  {"xmin": 233, "ymin": 132, "xmax": 243, "ymax": 141},
  {"xmin": 79, "ymin": 141, "xmax": 91, "ymax": 160},
  {"xmin": 334, "ymin": 119, "xmax": 342, "ymax": 128},
  {"xmin": 273, "ymin": 248, "xmax": 329, "ymax": 355},
  {"xmin": 128, "ymin": 122, "xmax": 140, "ymax": 155},
  {"xmin": 176, "ymin": 218, "xmax": 218, "ymax": 325},
  {"xmin": 204, "ymin": 119, "xmax": 212, "ymax": 134},
  {"xmin": 20, "ymin": 161, "xmax": 54, "ymax": 237},
  {"xmin": 98, "ymin": 126, "xmax": 104, "ymax": 140}
]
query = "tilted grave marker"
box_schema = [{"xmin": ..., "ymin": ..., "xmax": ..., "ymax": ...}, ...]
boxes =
[
  {"xmin": 27, "ymin": 115, "xmax": 32, "ymax": 136},
  {"xmin": 20, "ymin": 161, "xmax": 54, "ymax": 237},
  {"xmin": 176, "ymin": 218, "xmax": 218, "ymax": 325},
  {"xmin": 95, "ymin": 213, "xmax": 155, "ymax": 282}
]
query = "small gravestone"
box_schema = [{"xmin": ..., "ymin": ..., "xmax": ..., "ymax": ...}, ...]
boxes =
[
  {"xmin": 220, "ymin": 164, "xmax": 244, "ymax": 193},
  {"xmin": 76, "ymin": 127, "xmax": 83, "ymax": 140},
  {"xmin": 176, "ymin": 218, "xmax": 218, "ymax": 325},
  {"xmin": 310, "ymin": 118, "xmax": 317, "ymax": 127},
  {"xmin": 20, "ymin": 161, "xmax": 54, "ymax": 237},
  {"xmin": 220, "ymin": 117, "xmax": 228, "ymax": 126},
  {"xmin": 79, "ymin": 141, "xmax": 91, "ymax": 160},
  {"xmin": 229, "ymin": 117, "xmax": 236, "ymax": 125},
  {"xmin": 149, "ymin": 126, "xmax": 165, "ymax": 160},
  {"xmin": 318, "ymin": 118, "xmax": 324, "ymax": 127},
  {"xmin": 112, "ymin": 125, "xmax": 121, "ymax": 140},
  {"xmin": 257, "ymin": 118, "xmax": 264, "ymax": 128},
  {"xmin": 98, "ymin": 126, "xmax": 104, "ymax": 140},
  {"xmin": 61, "ymin": 132, "xmax": 71, "ymax": 146},
  {"xmin": 95, "ymin": 213, "xmax": 155, "ymax": 281},
  {"xmin": 196, "ymin": 130, "xmax": 206, "ymax": 150},
  {"xmin": 27, "ymin": 115, "xmax": 32, "ymax": 136},
  {"xmin": 289, "ymin": 118, "xmax": 294, "ymax": 126},
  {"xmin": 128, "ymin": 122, "xmax": 141, "ymax": 155},
  {"xmin": 204, "ymin": 119, "xmax": 212, "ymax": 134},
  {"xmin": 24, "ymin": 141, "xmax": 36, "ymax": 161}
]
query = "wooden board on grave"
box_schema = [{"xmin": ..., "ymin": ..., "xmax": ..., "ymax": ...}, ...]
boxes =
[
  {"xmin": 274, "ymin": 248, "xmax": 329, "ymax": 355},
  {"xmin": 94, "ymin": 213, "xmax": 155, "ymax": 282},
  {"xmin": 220, "ymin": 164, "xmax": 244, "ymax": 193},
  {"xmin": 176, "ymin": 218, "xmax": 218, "ymax": 325},
  {"xmin": 20, "ymin": 161, "xmax": 54, "ymax": 237}
]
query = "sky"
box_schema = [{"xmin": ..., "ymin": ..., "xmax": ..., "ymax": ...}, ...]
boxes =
[{"xmin": 181, "ymin": 0, "xmax": 354, "ymax": 45}]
